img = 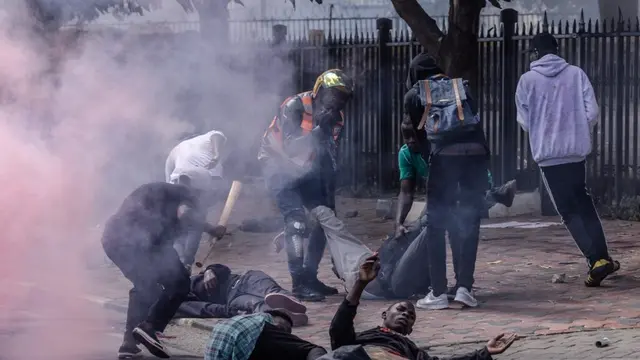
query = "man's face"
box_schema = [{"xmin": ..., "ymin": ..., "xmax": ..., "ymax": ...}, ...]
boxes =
[
  {"xmin": 316, "ymin": 87, "xmax": 350, "ymax": 113},
  {"xmin": 381, "ymin": 301, "xmax": 416, "ymax": 335},
  {"xmin": 402, "ymin": 127, "xmax": 420, "ymax": 153}
]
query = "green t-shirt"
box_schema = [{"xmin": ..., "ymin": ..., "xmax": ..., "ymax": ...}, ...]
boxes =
[
  {"xmin": 398, "ymin": 144, "xmax": 493, "ymax": 187},
  {"xmin": 398, "ymin": 144, "xmax": 428, "ymax": 181}
]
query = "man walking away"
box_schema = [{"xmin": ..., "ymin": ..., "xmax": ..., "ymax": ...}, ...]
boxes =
[
  {"xmin": 516, "ymin": 32, "xmax": 619, "ymax": 287},
  {"xmin": 405, "ymin": 55, "xmax": 489, "ymax": 310},
  {"xmin": 102, "ymin": 182, "xmax": 226, "ymax": 359}
]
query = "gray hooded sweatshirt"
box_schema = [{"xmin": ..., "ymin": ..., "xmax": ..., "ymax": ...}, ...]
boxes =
[{"xmin": 515, "ymin": 54, "xmax": 599, "ymax": 167}]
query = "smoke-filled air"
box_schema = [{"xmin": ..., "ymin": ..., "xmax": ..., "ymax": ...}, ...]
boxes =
[{"xmin": 0, "ymin": 1, "xmax": 291, "ymax": 358}]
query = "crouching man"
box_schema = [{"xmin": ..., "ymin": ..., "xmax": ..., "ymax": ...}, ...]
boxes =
[{"xmin": 102, "ymin": 182, "xmax": 226, "ymax": 359}]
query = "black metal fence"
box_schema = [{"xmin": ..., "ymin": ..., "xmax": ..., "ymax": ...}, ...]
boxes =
[{"xmin": 279, "ymin": 11, "xmax": 640, "ymax": 205}]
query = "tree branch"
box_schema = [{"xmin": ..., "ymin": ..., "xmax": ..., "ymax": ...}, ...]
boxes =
[{"xmin": 389, "ymin": 0, "xmax": 445, "ymax": 58}]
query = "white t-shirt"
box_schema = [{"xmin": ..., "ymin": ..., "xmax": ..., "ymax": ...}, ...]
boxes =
[{"xmin": 165, "ymin": 130, "xmax": 227, "ymax": 191}]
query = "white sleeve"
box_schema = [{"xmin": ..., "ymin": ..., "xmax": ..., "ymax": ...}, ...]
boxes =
[
  {"xmin": 165, "ymin": 147, "xmax": 177, "ymax": 182},
  {"xmin": 581, "ymin": 70, "xmax": 599, "ymax": 127},
  {"xmin": 515, "ymin": 78, "xmax": 530, "ymax": 132}
]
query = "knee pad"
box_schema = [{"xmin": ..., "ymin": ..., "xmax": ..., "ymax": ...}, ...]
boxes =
[{"xmin": 284, "ymin": 219, "xmax": 307, "ymax": 259}]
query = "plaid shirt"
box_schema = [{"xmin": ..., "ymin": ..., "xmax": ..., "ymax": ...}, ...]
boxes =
[{"xmin": 205, "ymin": 313, "xmax": 274, "ymax": 360}]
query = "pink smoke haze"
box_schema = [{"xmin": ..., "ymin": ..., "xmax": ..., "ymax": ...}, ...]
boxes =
[
  {"xmin": 0, "ymin": 1, "xmax": 296, "ymax": 357},
  {"xmin": 0, "ymin": 5, "xmax": 190, "ymax": 359}
]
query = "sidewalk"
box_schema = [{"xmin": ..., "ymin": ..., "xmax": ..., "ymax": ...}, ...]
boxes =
[{"xmin": 87, "ymin": 196, "xmax": 640, "ymax": 353}]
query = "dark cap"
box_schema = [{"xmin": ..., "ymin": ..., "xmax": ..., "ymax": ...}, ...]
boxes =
[{"xmin": 524, "ymin": 32, "xmax": 558, "ymax": 53}]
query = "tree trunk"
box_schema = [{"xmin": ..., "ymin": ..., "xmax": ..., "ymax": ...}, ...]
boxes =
[
  {"xmin": 390, "ymin": 0, "xmax": 483, "ymax": 89},
  {"xmin": 599, "ymin": 0, "xmax": 638, "ymax": 23},
  {"xmin": 439, "ymin": 0, "xmax": 483, "ymax": 89},
  {"xmin": 193, "ymin": 0, "xmax": 230, "ymax": 47}
]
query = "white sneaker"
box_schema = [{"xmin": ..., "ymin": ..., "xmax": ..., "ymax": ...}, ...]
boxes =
[
  {"xmin": 416, "ymin": 291, "xmax": 449, "ymax": 310},
  {"xmin": 453, "ymin": 287, "xmax": 478, "ymax": 307}
]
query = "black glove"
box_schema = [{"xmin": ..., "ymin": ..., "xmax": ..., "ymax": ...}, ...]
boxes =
[{"xmin": 314, "ymin": 108, "xmax": 339, "ymax": 135}]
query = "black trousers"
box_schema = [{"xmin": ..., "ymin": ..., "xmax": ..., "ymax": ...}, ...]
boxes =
[
  {"xmin": 425, "ymin": 154, "xmax": 487, "ymax": 296},
  {"xmin": 102, "ymin": 225, "xmax": 191, "ymax": 339},
  {"xmin": 249, "ymin": 323, "xmax": 327, "ymax": 360},
  {"xmin": 371, "ymin": 225, "xmax": 431, "ymax": 299},
  {"xmin": 177, "ymin": 270, "xmax": 289, "ymax": 318},
  {"xmin": 540, "ymin": 160, "xmax": 610, "ymax": 266},
  {"xmin": 230, "ymin": 270, "xmax": 290, "ymax": 313}
]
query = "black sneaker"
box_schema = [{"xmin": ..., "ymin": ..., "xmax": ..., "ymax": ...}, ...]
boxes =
[
  {"xmin": 132, "ymin": 322, "xmax": 171, "ymax": 359},
  {"xmin": 493, "ymin": 180, "xmax": 517, "ymax": 208},
  {"xmin": 308, "ymin": 277, "xmax": 339, "ymax": 296},
  {"xmin": 118, "ymin": 342, "xmax": 142, "ymax": 359},
  {"xmin": 585, "ymin": 259, "xmax": 620, "ymax": 287}
]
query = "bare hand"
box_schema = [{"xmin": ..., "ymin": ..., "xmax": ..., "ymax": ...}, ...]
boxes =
[
  {"xmin": 486, "ymin": 333, "xmax": 517, "ymax": 355},
  {"xmin": 394, "ymin": 225, "xmax": 407, "ymax": 239},
  {"xmin": 209, "ymin": 225, "xmax": 227, "ymax": 239},
  {"xmin": 203, "ymin": 269, "xmax": 218, "ymax": 291},
  {"xmin": 358, "ymin": 254, "xmax": 380, "ymax": 283}
]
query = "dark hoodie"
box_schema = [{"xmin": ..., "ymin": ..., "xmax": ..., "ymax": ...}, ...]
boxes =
[
  {"xmin": 329, "ymin": 300, "xmax": 493, "ymax": 360},
  {"xmin": 403, "ymin": 54, "xmax": 488, "ymax": 155},
  {"xmin": 404, "ymin": 53, "xmax": 443, "ymax": 130}
]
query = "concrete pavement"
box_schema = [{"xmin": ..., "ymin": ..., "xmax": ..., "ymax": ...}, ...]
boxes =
[
  {"xmin": 0, "ymin": 281, "xmax": 200, "ymax": 360},
  {"xmin": 83, "ymin": 195, "xmax": 640, "ymax": 358}
]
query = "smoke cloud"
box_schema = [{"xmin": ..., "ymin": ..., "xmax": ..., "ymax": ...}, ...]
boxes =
[{"xmin": 0, "ymin": 1, "xmax": 293, "ymax": 358}]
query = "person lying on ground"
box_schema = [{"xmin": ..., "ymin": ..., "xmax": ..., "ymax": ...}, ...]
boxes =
[
  {"xmin": 101, "ymin": 181, "xmax": 227, "ymax": 359},
  {"xmin": 165, "ymin": 130, "xmax": 230, "ymax": 269},
  {"xmin": 327, "ymin": 254, "xmax": 517, "ymax": 360},
  {"xmin": 205, "ymin": 309, "xmax": 327, "ymax": 360},
  {"xmin": 394, "ymin": 116, "xmax": 517, "ymax": 239},
  {"xmin": 273, "ymin": 206, "xmax": 431, "ymax": 300},
  {"xmin": 175, "ymin": 263, "xmax": 309, "ymax": 326}
]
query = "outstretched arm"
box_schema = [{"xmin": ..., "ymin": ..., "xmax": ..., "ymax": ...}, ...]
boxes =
[{"xmin": 329, "ymin": 255, "xmax": 380, "ymax": 350}]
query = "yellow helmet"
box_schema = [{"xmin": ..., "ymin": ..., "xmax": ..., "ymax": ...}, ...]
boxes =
[{"xmin": 311, "ymin": 69, "xmax": 354, "ymax": 98}]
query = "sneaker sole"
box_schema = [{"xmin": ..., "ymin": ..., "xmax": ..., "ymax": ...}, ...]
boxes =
[
  {"xmin": 276, "ymin": 307, "xmax": 309, "ymax": 327},
  {"xmin": 453, "ymin": 297, "xmax": 478, "ymax": 308},
  {"xmin": 132, "ymin": 328, "xmax": 171, "ymax": 359},
  {"xmin": 118, "ymin": 352, "xmax": 142, "ymax": 360},
  {"xmin": 265, "ymin": 293, "xmax": 307, "ymax": 314},
  {"xmin": 416, "ymin": 301, "xmax": 449, "ymax": 310}
]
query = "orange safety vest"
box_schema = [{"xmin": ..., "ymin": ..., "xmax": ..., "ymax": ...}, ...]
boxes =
[{"xmin": 263, "ymin": 91, "xmax": 344, "ymax": 165}]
